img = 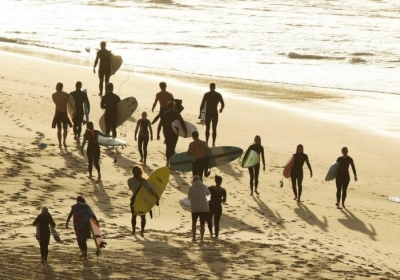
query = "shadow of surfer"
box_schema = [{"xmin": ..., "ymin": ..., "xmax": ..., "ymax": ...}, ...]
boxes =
[
  {"xmin": 338, "ymin": 208, "xmax": 377, "ymax": 241},
  {"xmin": 294, "ymin": 201, "xmax": 328, "ymax": 232},
  {"xmin": 251, "ymin": 196, "xmax": 286, "ymax": 229}
]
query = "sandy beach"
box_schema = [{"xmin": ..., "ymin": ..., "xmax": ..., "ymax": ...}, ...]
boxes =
[{"xmin": 0, "ymin": 50, "xmax": 399, "ymax": 279}]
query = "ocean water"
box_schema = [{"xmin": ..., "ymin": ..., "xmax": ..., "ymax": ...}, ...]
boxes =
[{"xmin": 1, "ymin": 0, "xmax": 400, "ymax": 138}]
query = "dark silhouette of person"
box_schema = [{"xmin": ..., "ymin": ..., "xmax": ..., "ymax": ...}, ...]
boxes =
[
  {"xmin": 100, "ymin": 83, "xmax": 121, "ymax": 138},
  {"xmin": 93, "ymin": 41, "xmax": 111, "ymax": 97},
  {"xmin": 70, "ymin": 81, "xmax": 90, "ymax": 143},
  {"xmin": 151, "ymin": 82, "xmax": 174, "ymax": 125}
]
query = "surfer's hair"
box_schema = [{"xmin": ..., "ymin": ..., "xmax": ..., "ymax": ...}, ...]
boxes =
[
  {"xmin": 76, "ymin": 81, "xmax": 82, "ymax": 88},
  {"xmin": 167, "ymin": 101, "xmax": 175, "ymax": 110},
  {"xmin": 56, "ymin": 82, "xmax": 63, "ymax": 90},
  {"xmin": 342, "ymin": 147, "xmax": 348, "ymax": 153},
  {"xmin": 100, "ymin": 41, "xmax": 106, "ymax": 47},
  {"xmin": 77, "ymin": 196, "xmax": 85, "ymax": 203},
  {"xmin": 210, "ymin": 83, "xmax": 216, "ymax": 90},
  {"xmin": 86, "ymin": 122, "xmax": 94, "ymax": 130},
  {"xmin": 254, "ymin": 135, "xmax": 261, "ymax": 145},
  {"xmin": 159, "ymin": 82, "xmax": 167, "ymax": 90},
  {"xmin": 192, "ymin": 131, "xmax": 199, "ymax": 138},
  {"xmin": 106, "ymin": 83, "xmax": 114, "ymax": 91},
  {"xmin": 41, "ymin": 207, "xmax": 49, "ymax": 214},
  {"xmin": 215, "ymin": 175, "xmax": 222, "ymax": 185},
  {"xmin": 132, "ymin": 165, "xmax": 144, "ymax": 179}
]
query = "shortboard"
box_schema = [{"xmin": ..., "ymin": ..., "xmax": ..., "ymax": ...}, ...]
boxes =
[
  {"xmin": 83, "ymin": 89, "xmax": 89, "ymax": 123},
  {"xmin": 171, "ymin": 120, "xmax": 197, "ymax": 138},
  {"xmin": 35, "ymin": 224, "xmax": 61, "ymax": 242},
  {"xmin": 133, "ymin": 167, "xmax": 170, "ymax": 216},
  {"xmin": 110, "ymin": 55, "xmax": 123, "ymax": 75},
  {"xmin": 98, "ymin": 135, "xmax": 127, "ymax": 147},
  {"xmin": 170, "ymin": 146, "xmax": 243, "ymax": 172},
  {"xmin": 181, "ymin": 196, "xmax": 210, "ymax": 208},
  {"xmin": 239, "ymin": 149, "xmax": 260, "ymax": 168},
  {"xmin": 67, "ymin": 94, "xmax": 76, "ymax": 120},
  {"xmin": 199, "ymin": 101, "xmax": 207, "ymax": 125},
  {"xmin": 325, "ymin": 162, "xmax": 339, "ymax": 181},
  {"xmin": 283, "ymin": 155, "xmax": 294, "ymax": 179},
  {"xmin": 388, "ymin": 196, "xmax": 400, "ymax": 203},
  {"xmin": 99, "ymin": 96, "xmax": 138, "ymax": 133},
  {"xmin": 89, "ymin": 217, "xmax": 106, "ymax": 256}
]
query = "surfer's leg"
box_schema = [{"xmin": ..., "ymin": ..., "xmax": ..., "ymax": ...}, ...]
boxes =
[
  {"xmin": 88, "ymin": 154, "xmax": 93, "ymax": 178},
  {"xmin": 248, "ymin": 167, "xmax": 254, "ymax": 195},
  {"xmin": 98, "ymin": 71, "xmax": 104, "ymax": 96},
  {"xmin": 205, "ymin": 115, "xmax": 211, "ymax": 144},
  {"xmin": 211, "ymin": 113, "xmax": 218, "ymax": 146},
  {"xmin": 199, "ymin": 213, "xmax": 207, "ymax": 242},
  {"xmin": 105, "ymin": 115, "xmax": 111, "ymax": 136},
  {"xmin": 207, "ymin": 208, "xmax": 214, "ymax": 237},
  {"xmin": 214, "ymin": 207, "xmax": 222, "ymax": 239},
  {"xmin": 105, "ymin": 73, "xmax": 110, "ymax": 88},
  {"xmin": 341, "ymin": 177, "xmax": 350, "ymax": 207},
  {"xmin": 94, "ymin": 152, "xmax": 101, "ymax": 180},
  {"xmin": 254, "ymin": 163, "xmax": 260, "ymax": 194},
  {"xmin": 143, "ymin": 136, "xmax": 149, "ymax": 164},
  {"xmin": 191, "ymin": 213, "xmax": 199, "ymax": 241},
  {"xmin": 138, "ymin": 136, "xmax": 144, "ymax": 161},
  {"xmin": 140, "ymin": 215, "xmax": 146, "ymax": 236},
  {"xmin": 297, "ymin": 174, "xmax": 304, "ymax": 201},
  {"xmin": 291, "ymin": 174, "xmax": 297, "ymax": 200},
  {"xmin": 335, "ymin": 179, "xmax": 342, "ymax": 207},
  {"xmin": 111, "ymin": 115, "xmax": 118, "ymax": 138},
  {"xmin": 77, "ymin": 238, "xmax": 87, "ymax": 259}
]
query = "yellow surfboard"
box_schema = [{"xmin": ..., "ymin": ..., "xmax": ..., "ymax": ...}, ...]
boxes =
[{"xmin": 133, "ymin": 167, "xmax": 170, "ymax": 216}]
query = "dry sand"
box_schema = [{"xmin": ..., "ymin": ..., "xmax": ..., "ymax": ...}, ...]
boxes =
[{"xmin": 0, "ymin": 51, "xmax": 399, "ymax": 279}]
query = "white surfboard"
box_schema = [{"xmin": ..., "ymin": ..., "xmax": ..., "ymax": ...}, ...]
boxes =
[
  {"xmin": 171, "ymin": 120, "xmax": 197, "ymax": 138},
  {"xmin": 181, "ymin": 196, "xmax": 210, "ymax": 207},
  {"xmin": 199, "ymin": 101, "xmax": 207, "ymax": 125},
  {"xmin": 98, "ymin": 135, "xmax": 127, "ymax": 147},
  {"xmin": 110, "ymin": 55, "xmax": 123, "ymax": 75}
]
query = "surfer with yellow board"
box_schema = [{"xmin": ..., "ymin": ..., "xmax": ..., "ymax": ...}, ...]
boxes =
[
  {"xmin": 52, "ymin": 82, "xmax": 72, "ymax": 149},
  {"xmin": 245, "ymin": 135, "xmax": 266, "ymax": 196}
]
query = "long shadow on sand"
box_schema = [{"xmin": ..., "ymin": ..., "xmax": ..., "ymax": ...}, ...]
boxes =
[
  {"xmin": 251, "ymin": 196, "xmax": 286, "ymax": 229},
  {"xmin": 294, "ymin": 201, "xmax": 328, "ymax": 232},
  {"xmin": 338, "ymin": 208, "xmax": 377, "ymax": 241}
]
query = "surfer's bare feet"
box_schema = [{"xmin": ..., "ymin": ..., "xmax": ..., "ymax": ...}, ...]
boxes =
[
  {"xmin": 97, "ymin": 173, "xmax": 101, "ymax": 181},
  {"xmin": 140, "ymin": 231, "xmax": 144, "ymax": 237},
  {"xmin": 131, "ymin": 230, "xmax": 135, "ymax": 235},
  {"xmin": 293, "ymin": 197, "xmax": 297, "ymax": 200},
  {"xmin": 98, "ymin": 93, "xmax": 102, "ymax": 97},
  {"xmin": 140, "ymin": 157, "xmax": 143, "ymax": 163},
  {"xmin": 342, "ymin": 204, "xmax": 346, "ymax": 208},
  {"xmin": 41, "ymin": 258, "xmax": 45, "ymax": 263},
  {"xmin": 63, "ymin": 142, "xmax": 67, "ymax": 148},
  {"xmin": 58, "ymin": 143, "xmax": 62, "ymax": 149},
  {"xmin": 191, "ymin": 238, "xmax": 196, "ymax": 242},
  {"xmin": 297, "ymin": 198, "xmax": 301, "ymax": 202},
  {"xmin": 250, "ymin": 191, "xmax": 253, "ymax": 196},
  {"xmin": 212, "ymin": 142, "xmax": 215, "ymax": 147},
  {"xmin": 255, "ymin": 190, "xmax": 259, "ymax": 195}
]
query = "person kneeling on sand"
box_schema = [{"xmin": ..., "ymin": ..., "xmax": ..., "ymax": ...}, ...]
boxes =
[{"xmin": 188, "ymin": 175, "xmax": 210, "ymax": 242}]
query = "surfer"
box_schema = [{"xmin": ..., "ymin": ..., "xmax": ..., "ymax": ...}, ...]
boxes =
[
  {"xmin": 80, "ymin": 122, "xmax": 111, "ymax": 181},
  {"xmin": 70, "ymin": 81, "xmax": 90, "ymax": 143},
  {"xmin": 151, "ymin": 82, "xmax": 174, "ymax": 125},
  {"xmin": 128, "ymin": 165, "xmax": 160, "ymax": 236},
  {"xmin": 93, "ymin": 41, "xmax": 112, "ymax": 97},
  {"xmin": 246, "ymin": 135, "xmax": 266, "ymax": 196},
  {"xmin": 135, "ymin": 112, "xmax": 153, "ymax": 165},
  {"xmin": 157, "ymin": 101, "xmax": 187, "ymax": 167},
  {"xmin": 187, "ymin": 131, "xmax": 210, "ymax": 181},
  {"xmin": 207, "ymin": 176, "xmax": 226, "ymax": 239},
  {"xmin": 65, "ymin": 196, "xmax": 99, "ymax": 260},
  {"xmin": 199, "ymin": 83, "xmax": 225, "ymax": 147},
  {"xmin": 335, "ymin": 147, "xmax": 357, "ymax": 208},
  {"xmin": 100, "ymin": 83, "xmax": 121, "ymax": 138},
  {"xmin": 188, "ymin": 175, "xmax": 210, "ymax": 242},
  {"xmin": 33, "ymin": 207, "xmax": 56, "ymax": 263},
  {"xmin": 290, "ymin": 144, "xmax": 313, "ymax": 202},
  {"xmin": 52, "ymin": 82, "xmax": 72, "ymax": 149}
]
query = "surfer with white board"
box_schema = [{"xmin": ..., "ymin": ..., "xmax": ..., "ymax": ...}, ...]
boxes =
[
  {"xmin": 290, "ymin": 144, "xmax": 313, "ymax": 202},
  {"xmin": 334, "ymin": 147, "xmax": 357, "ymax": 208},
  {"xmin": 100, "ymin": 83, "xmax": 121, "ymax": 138},
  {"xmin": 245, "ymin": 135, "xmax": 266, "ymax": 196},
  {"xmin": 135, "ymin": 112, "xmax": 153, "ymax": 165},
  {"xmin": 207, "ymin": 175, "xmax": 227, "ymax": 239},
  {"xmin": 151, "ymin": 82, "xmax": 174, "ymax": 125},
  {"xmin": 199, "ymin": 83, "xmax": 225, "ymax": 147},
  {"xmin": 80, "ymin": 122, "xmax": 112, "ymax": 181},
  {"xmin": 187, "ymin": 131, "xmax": 210, "ymax": 181},
  {"xmin": 33, "ymin": 207, "xmax": 57, "ymax": 263},
  {"xmin": 93, "ymin": 41, "xmax": 111, "ymax": 97},
  {"xmin": 52, "ymin": 82, "xmax": 72, "ymax": 149},
  {"xmin": 128, "ymin": 165, "xmax": 160, "ymax": 237},
  {"xmin": 70, "ymin": 81, "xmax": 90, "ymax": 143}
]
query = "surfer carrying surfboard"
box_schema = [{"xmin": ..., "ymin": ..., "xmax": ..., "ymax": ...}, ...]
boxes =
[
  {"xmin": 70, "ymin": 81, "xmax": 90, "ymax": 143},
  {"xmin": 33, "ymin": 207, "xmax": 56, "ymax": 263},
  {"xmin": 93, "ymin": 41, "xmax": 111, "ymax": 97},
  {"xmin": 100, "ymin": 83, "xmax": 121, "ymax": 138},
  {"xmin": 199, "ymin": 83, "xmax": 225, "ymax": 147},
  {"xmin": 187, "ymin": 131, "xmax": 210, "ymax": 181},
  {"xmin": 151, "ymin": 82, "xmax": 174, "ymax": 125},
  {"xmin": 128, "ymin": 165, "xmax": 160, "ymax": 236},
  {"xmin": 246, "ymin": 136, "xmax": 266, "ymax": 196},
  {"xmin": 335, "ymin": 147, "xmax": 357, "ymax": 208},
  {"xmin": 157, "ymin": 101, "xmax": 187, "ymax": 167},
  {"xmin": 290, "ymin": 144, "xmax": 313, "ymax": 202},
  {"xmin": 188, "ymin": 175, "xmax": 210, "ymax": 242},
  {"xmin": 52, "ymin": 82, "xmax": 72, "ymax": 149}
]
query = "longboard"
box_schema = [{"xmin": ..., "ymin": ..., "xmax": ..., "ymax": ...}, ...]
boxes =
[
  {"xmin": 99, "ymin": 96, "xmax": 138, "ymax": 133},
  {"xmin": 171, "ymin": 120, "xmax": 197, "ymax": 138}
]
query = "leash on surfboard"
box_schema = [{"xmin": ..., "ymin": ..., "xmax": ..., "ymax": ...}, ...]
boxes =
[{"xmin": 118, "ymin": 62, "xmax": 131, "ymax": 94}]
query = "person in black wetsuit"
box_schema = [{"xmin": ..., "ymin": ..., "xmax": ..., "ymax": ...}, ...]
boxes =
[
  {"xmin": 246, "ymin": 135, "xmax": 266, "ymax": 196},
  {"xmin": 70, "ymin": 81, "xmax": 90, "ymax": 143},
  {"xmin": 80, "ymin": 122, "xmax": 111, "ymax": 181},
  {"xmin": 207, "ymin": 175, "xmax": 227, "ymax": 239},
  {"xmin": 335, "ymin": 147, "xmax": 357, "ymax": 208},
  {"xmin": 33, "ymin": 207, "xmax": 56, "ymax": 263},
  {"xmin": 199, "ymin": 83, "xmax": 225, "ymax": 147},
  {"xmin": 157, "ymin": 101, "xmax": 187, "ymax": 167},
  {"xmin": 290, "ymin": 144, "xmax": 313, "ymax": 201},
  {"xmin": 93, "ymin": 41, "xmax": 112, "ymax": 97},
  {"xmin": 100, "ymin": 83, "xmax": 121, "ymax": 138},
  {"xmin": 135, "ymin": 112, "xmax": 153, "ymax": 165}
]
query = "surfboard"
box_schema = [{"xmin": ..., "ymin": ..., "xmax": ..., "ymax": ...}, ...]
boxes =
[
  {"xmin": 199, "ymin": 101, "xmax": 207, "ymax": 125},
  {"xmin": 181, "ymin": 196, "xmax": 210, "ymax": 207},
  {"xmin": 110, "ymin": 55, "xmax": 123, "ymax": 75},
  {"xmin": 239, "ymin": 149, "xmax": 260, "ymax": 168},
  {"xmin": 35, "ymin": 224, "xmax": 61, "ymax": 242},
  {"xmin": 388, "ymin": 196, "xmax": 400, "ymax": 203},
  {"xmin": 133, "ymin": 167, "xmax": 170, "ymax": 216},
  {"xmin": 283, "ymin": 155, "xmax": 294, "ymax": 179},
  {"xmin": 83, "ymin": 89, "xmax": 89, "ymax": 123},
  {"xmin": 98, "ymin": 135, "xmax": 127, "ymax": 147},
  {"xmin": 171, "ymin": 120, "xmax": 197, "ymax": 138},
  {"xmin": 99, "ymin": 96, "xmax": 138, "ymax": 133},
  {"xmin": 89, "ymin": 217, "xmax": 106, "ymax": 255},
  {"xmin": 325, "ymin": 162, "xmax": 339, "ymax": 181},
  {"xmin": 67, "ymin": 94, "xmax": 76, "ymax": 120},
  {"xmin": 170, "ymin": 146, "xmax": 243, "ymax": 172}
]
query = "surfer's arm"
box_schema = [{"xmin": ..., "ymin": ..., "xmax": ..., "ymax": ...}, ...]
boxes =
[
  {"xmin": 261, "ymin": 147, "xmax": 266, "ymax": 170},
  {"xmin": 187, "ymin": 143, "xmax": 193, "ymax": 155},
  {"xmin": 80, "ymin": 135, "xmax": 87, "ymax": 153},
  {"xmin": 92, "ymin": 214, "xmax": 99, "ymax": 225},
  {"xmin": 222, "ymin": 190, "xmax": 227, "ymax": 203},
  {"xmin": 50, "ymin": 217, "xmax": 56, "ymax": 228},
  {"xmin": 65, "ymin": 209, "xmax": 73, "ymax": 228},
  {"xmin": 157, "ymin": 120, "xmax": 162, "ymax": 140},
  {"xmin": 219, "ymin": 94, "xmax": 225, "ymax": 113},
  {"xmin": 350, "ymin": 159, "xmax": 357, "ymax": 180},
  {"xmin": 100, "ymin": 97, "xmax": 106, "ymax": 110},
  {"xmin": 178, "ymin": 114, "xmax": 187, "ymax": 133},
  {"xmin": 97, "ymin": 131, "xmax": 111, "ymax": 138},
  {"xmin": 305, "ymin": 155, "xmax": 313, "ymax": 177},
  {"xmin": 33, "ymin": 216, "xmax": 39, "ymax": 226},
  {"xmin": 149, "ymin": 122, "xmax": 153, "ymax": 140},
  {"xmin": 152, "ymin": 96, "xmax": 159, "ymax": 112},
  {"xmin": 94, "ymin": 53, "xmax": 99, "ymax": 69},
  {"xmin": 85, "ymin": 93, "xmax": 90, "ymax": 112},
  {"xmin": 134, "ymin": 121, "xmax": 140, "ymax": 140}
]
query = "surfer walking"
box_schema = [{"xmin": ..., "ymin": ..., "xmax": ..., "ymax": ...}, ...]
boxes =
[
  {"xmin": 207, "ymin": 176, "xmax": 226, "ymax": 239},
  {"xmin": 199, "ymin": 83, "xmax": 225, "ymax": 147},
  {"xmin": 187, "ymin": 131, "xmax": 210, "ymax": 181},
  {"xmin": 188, "ymin": 175, "xmax": 210, "ymax": 242},
  {"xmin": 65, "ymin": 196, "xmax": 99, "ymax": 260},
  {"xmin": 70, "ymin": 81, "xmax": 90, "ymax": 143},
  {"xmin": 100, "ymin": 83, "xmax": 121, "ymax": 138},
  {"xmin": 52, "ymin": 82, "xmax": 72, "ymax": 149},
  {"xmin": 157, "ymin": 101, "xmax": 187, "ymax": 167},
  {"xmin": 80, "ymin": 122, "xmax": 111, "ymax": 181},
  {"xmin": 246, "ymin": 135, "xmax": 266, "ymax": 196},
  {"xmin": 128, "ymin": 165, "xmax": 160, "ymax": 237},
  {"xmin": 151, "ymin": 82, "xmax": 174, "ymax": 125},
  {"xmin": 135, "ymin": 112, "xmax": 153, "ymax": 165},
  {"xmin": 93, "ymin": 41, "xmax": 111, "ymax": 97},
  {"xmin": 335, "ymin": 147, "xmax": 357, "ymax": 208},
  {"xmin": 33, "ymin": 207, "xmax": 56, "ymax": 263},
  {"xmin": 290, "ymin": 144, "xmax": 313, "ymax": 202}
]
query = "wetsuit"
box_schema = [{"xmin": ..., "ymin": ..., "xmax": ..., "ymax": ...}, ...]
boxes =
[
  {"xmin": 81, "ymin": 130, "xmax": 108, "ymax": 177},
  {"xmin": 336, "ymin": 156, "xmax": 357, "ymax": 205},
  {"xmin": 247, "ymin": 144, "xmax": 266, "ymax": 192},
  {"xmin": 94, "ymin": 49, "xmax": 112, "ymax": 95},
  {"xmin": 207, "ymin": 186, "xmax": 227, "ymax": 238},
  {"xmin": 199, "ymin": 91, "xmax": 225, "ymax": 144},
  {"xmin": 151, "ymin": 91, "xmax": 174, "ymax": 125},
  {"xmin": 157, "ymin": 110, "xmax": 187, "ymax": 161},
  {"xmin": 137, "ymin": 118, "xmax": 151, "ymax": 162},
  {"xmin": 290, "ymin": 153, "xmax": 312, "ymax": 200},
  {"xmin": 70, "ymin": 90, "xmax": 90, "ymax": 139},
  {"xmin": 33, "ymin": 213, "xmax": 56, "ymax": 261},
  {"xmin": 100, "ymin": 92, "xmax": 121, "ymax": 138}
]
